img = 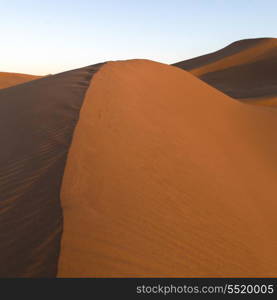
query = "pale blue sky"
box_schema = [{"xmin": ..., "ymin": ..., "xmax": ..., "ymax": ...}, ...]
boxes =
[{"xmin": 1, "ymin": 0, "xmax": 276, "ymax": 75}]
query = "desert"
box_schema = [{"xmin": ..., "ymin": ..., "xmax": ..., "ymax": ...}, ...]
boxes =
[{"xmin": 0, "ymin": 37, "xmax": 277, "ymax": 277}]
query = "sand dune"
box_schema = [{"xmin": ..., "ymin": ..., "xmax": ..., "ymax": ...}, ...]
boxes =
[
  {"xmin": 173, "ymin": 38, "xmax": 277, "ymax": 103},
  {"xmin": 0, "ymin": 72, "xmax": 40, "ymax": 89},
  {"xmin": 57, "ymin": 60, "xmax": 277, "ymax": 277}
]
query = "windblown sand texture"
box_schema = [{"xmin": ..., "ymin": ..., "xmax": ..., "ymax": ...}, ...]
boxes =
[
  {"xmin": 0, "ymin": 64, "xmax": 102, "ymax": 277},
  {"xmin": 174, "ymin": 38, "xmax": 277, "ymax": 105}
]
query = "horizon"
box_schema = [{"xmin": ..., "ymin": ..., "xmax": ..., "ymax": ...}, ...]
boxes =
[{"xmin": 1, "ymin": 0, "xmax": 277, "ymax": 75}]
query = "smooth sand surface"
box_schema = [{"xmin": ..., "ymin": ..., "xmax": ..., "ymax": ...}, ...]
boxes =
[
  {"xmin": 0, "ymin": 72, "xmax": 40, "ymax": 89},
  {"xmin": 174, "ymin": 38, "xmax": 277, "ymax": 103},
  {"xmin": 0, "ymin": 64, "xmax": 102, "ymax": 277},
  {"xmin": 58, "ymin": 59, "xmax": 277, "ymax": 277}
]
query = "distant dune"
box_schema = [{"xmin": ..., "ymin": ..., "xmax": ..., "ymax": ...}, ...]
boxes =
[
  {"xmin": 0, "ymin": 72, "xmax": 41, "ymax": 89},
  {"xmin": 173, "ymin": 38, "xmax": 277, "ymax": 104}
]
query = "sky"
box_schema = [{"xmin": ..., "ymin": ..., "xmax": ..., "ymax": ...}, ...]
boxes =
[{"xmin": 1, "ymin": 0, "xmax": 276, "ymax": 75}]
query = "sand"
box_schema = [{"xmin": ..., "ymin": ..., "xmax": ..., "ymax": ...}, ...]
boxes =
[
  {"xmin": 249, "ymin": 96, "xmax": 277, "ymax": 106},
  {"xmin": 174, "ymin": 38, "xmax": 277, "ymax": 103},
  {"xmin": 0, "ymin": 72, "xmax": 40, "ymax": 89},
  {"xmin": 57, "ymin": 59, "xmax": 277, "ymax": 277},
  {"xmin": 0, "ymin": 64, "xmax": 102, "ymax": 277}
]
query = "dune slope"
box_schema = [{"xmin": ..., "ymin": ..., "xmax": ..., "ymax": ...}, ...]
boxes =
[
  {"xmin": 0, "ymin": 72, "xmax": 41, "ymax": 89},
  {"xmin": 58, "ymin": 60, "xmax": 277, "ymax": 277},
  {"xmin": 173, "ymin": 38, "xmax": 277, "ymax": 102},
  {"xmin": 0, "ymin": 64, "xmax": 103, "ymax": 277}
]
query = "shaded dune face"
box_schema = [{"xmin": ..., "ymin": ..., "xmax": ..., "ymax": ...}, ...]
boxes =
[
  {"xmin": 0, "ymin": 64, "xmax": 103, "ymax": 277},
  {"xmin": 0, "ymin": 72, "xmax": 41, "ymax": 89},
  {"xmin": 58, "ymin": 60, "xmax": 277, "ymax": 277},
  {"xmin": 173, "ymin": 38, "xmax": 277, "ymax": 103}
]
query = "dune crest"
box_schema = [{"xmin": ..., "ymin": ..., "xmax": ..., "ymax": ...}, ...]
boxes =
[{"xmin": 58, "ymin": 59, "xmax": 277, "ymax": 277}]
